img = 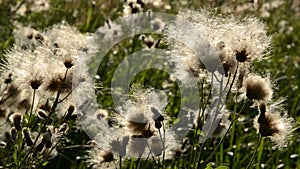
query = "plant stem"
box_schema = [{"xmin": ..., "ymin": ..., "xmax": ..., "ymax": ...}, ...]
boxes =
[
  {"xmin": 28, "ymin": 89, "xmax": 36, "ymax": 125},
  {"xmin": 246, "ymin": 135, "xmax": 262, "ymax": 169}
]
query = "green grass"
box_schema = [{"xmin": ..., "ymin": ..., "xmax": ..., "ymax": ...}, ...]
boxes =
[{"xmin": 0, "ymin": 0, "xmax": 299, "ymax": 168}]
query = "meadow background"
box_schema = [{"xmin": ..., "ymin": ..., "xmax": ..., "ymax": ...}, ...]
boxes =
[{"xmin": 0, "ymin": 0, "xmax": 300, "ymax": 168}]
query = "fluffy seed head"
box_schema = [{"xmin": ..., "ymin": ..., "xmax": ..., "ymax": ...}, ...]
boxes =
[
  {"xmin": 98, "ymin": 150, "xmax": 114, "ymax": 163},
  {"xmin": 243, "ymin": 74, "xmax": 273, "ymax": 101},
  {"xmin": 126, "ymin": 113, "xmax": 149, "ymax": 135},
  {"xmin": 254, "ymin": 102, "xmax": 294, "ymax": 148}
]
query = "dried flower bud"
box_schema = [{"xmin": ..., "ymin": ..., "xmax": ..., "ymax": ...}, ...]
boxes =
[
  {"xmin": 11, "ymin": 127, "xmax": 17, "ymax": 141},
  {"xmin": 33, "ymin": 141, "xmax": 45, "ymax": 157},
  {"xmin": 98, "ymin": 150, "xmax": 114, "ymax": 162},
  {"xmin": 181, "ymin": 137, "xmax": 190, "ymax": 150},
  {"xmin": 174, "ymin": 148, "xmax": 183, "ymax": 158},
  {"xmin": 46, "ymin": 77, "xmax": 61, "ymax": 92},
  {"xmin": 46, "ymin": 74, "xmax": 72, "ymax": 93},
  {"xmin": 64, "ymin": 59, "xmax": 74, "ymax": 69},
  {"xmin": 59, "ymin": 123, "xmax": 69, "ymax": 133},
  {"xmin": 151, "ymin": 107, "xmax": 164, "ymax": 122},
  {"xmin": 65, "ymin": 105, "xmax": 75, "ymax": 120},
  {"xmin": 27, "ymin": 34, "xmax": 33, "ymax": 39},
  {"xmin": 235, "ymin": 48, "xmax": 249, "ymax": 62},
  {"xmin": 10, "ymin": 113, "xmax": 23, "ymax": 130},
  {"xmin": 30, "ymin": 79, "xmax": 43, "ymax": 90},
  {"xmin": 37, "ymin": 110, "xmax": 48, "ymax": 120},
  {"xmin": 35, "ymin": 33, "xmax": 44, "ymax": 43},
  {"xmin": 154, "ymin": 120, "xmax": 162, "ymax": 129},
  {"xmin": 0, "ymin": 141, "xmax": 6, "ymax": 148},
  {"xmin": 37, "ymin": 110, "xmax": 52, "ymax": 124},
  {"xmin": 22, "ymin": 128, "xmax": 33, "ymax": 146},
  {"xmin": 141, "ymin": 35, "xmax": 155, "ymax": 48}
]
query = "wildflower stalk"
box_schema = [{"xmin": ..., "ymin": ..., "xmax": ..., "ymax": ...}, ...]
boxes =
[
  {"xmin": 17, "ymin": 68, "xmax": 69, "ymax": 168},
  {"xmin": 197, "ymin": 100, "xmax": 246, "ymax": 168},
  {"xmin": 190, "ymin": 79, "xmax": 212, "ymax": 169},
  {"xmin": 119, "ymin": 156, "xmax": 122, "ymax": 169},
  {"xmin": 28, "ymin": 89, "xmax": 36, "ymax": 125},
  {"xmin": 161, "ymin": 122, "xmax": 166, "ymax": 169},
  {"xmin": 246, "ymin": 134, "xmax": 262, "ymax": 169},
  {"xmin": 226, "ymin": 63, "xmax": 239, "ymax": 100},
  {"xmin": 194, "ymin": 140, "xmax": 206, "ymax": 169},
  {"xmin": 197, "ymin": 116, "xmax": 237, "ymax": 168}
]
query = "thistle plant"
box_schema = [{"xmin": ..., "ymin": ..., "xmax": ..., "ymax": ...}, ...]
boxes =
[
  {"xmin": 0, "ymin": 23, "xmax": 98, "ymax": 168},
  {"xmin": 0, "ymin": 0, "xmax": 298, "ymax": 169}
]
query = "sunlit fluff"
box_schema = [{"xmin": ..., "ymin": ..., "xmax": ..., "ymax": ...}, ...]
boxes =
[{"xmin": 253, "ymin": 102, "xmax": 294, "ymax": 148}]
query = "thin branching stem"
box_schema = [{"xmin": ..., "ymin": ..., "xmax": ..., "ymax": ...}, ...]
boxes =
[
  {"xmin": 197, "ymin": 100, "xmax": 246, "ymax": 168},
  {"xmin": 226, "ymin": 63, "xmax": 239, "ymax": 99},
  {"xmin": 18, "ymin": 68, "xmax": 70, "ymax": 168}
]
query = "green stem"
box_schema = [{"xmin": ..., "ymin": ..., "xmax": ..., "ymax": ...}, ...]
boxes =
[
  {"xmin": 18, "ymin": 68, "xmax": 69, "ymax": 168},
  {"xmin": 28, "ymin": 89, "xmax": 36, "ymax": 125},
  {"xmin": 246, "ymin": 135, "xmax": 262, "ymax": 169}
]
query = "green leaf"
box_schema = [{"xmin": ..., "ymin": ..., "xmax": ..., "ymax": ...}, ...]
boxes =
[
  {"xmin": 216, "ymin": 166, "xmax": 229, "ymax": 169},
  {"xmin": 42, "ymin": 161, "xmax": 49, "ymax": 166},
  {"xmin": 205, "ymin": 164, "xmax": 213, "ymax": 169}
]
